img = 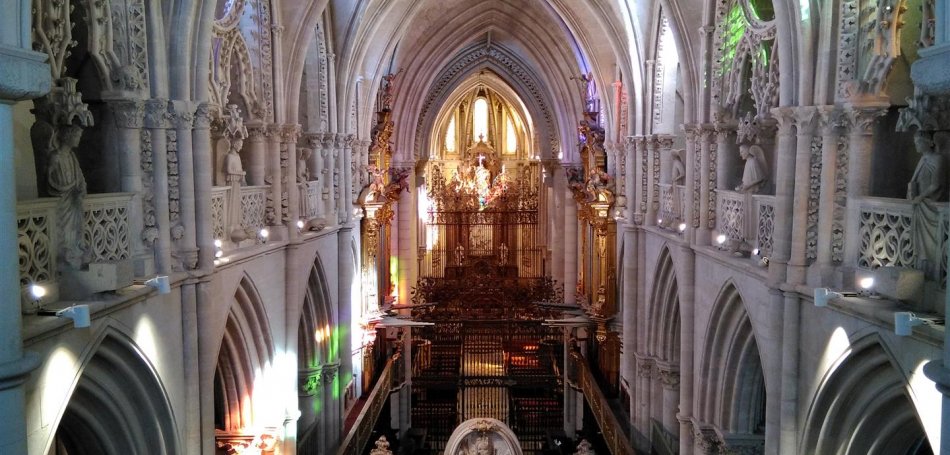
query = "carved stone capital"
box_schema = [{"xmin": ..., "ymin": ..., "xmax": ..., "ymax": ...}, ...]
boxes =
[
  {"xmin": 168, "ymin": 100, "xmax": 195, "ymax": 130},
  {"xmin": 655, "ymin": 134, "xmax": 675, "ymax": 151},
  {"xmin": 636, "ymin": 356, "xmax": 655, "ymax": 378},
  {"xmin": 817, "ymin": 105, "xmax": 845, "ymax": 135},
  {"xmin": 323, "ymin": 133, "xmax": 338, "ymax": 148},
  {"xmin": 793, "ymin": 106, "xmax": 819, "ymax": 137},
  {"xmin": 246, "ymin": 125, "xmax": 268, "ymax": 142},
  {"xmin": 279, "ymin": 124, "xmax": 301, "ymax": 143},
  {"xmin": 682, "ymin": 123, "xmax": 701, "ymax": 143},
  {"xmin": 343, "ymin": 134, "xmax": 358, "ymax": 148},
  {"xmin": 769, "ymin": 106, "xmax": 796, "ymax": 137},
  {"xmin": 845, "ymin": 104, "xmax": 888, "ymax": 135},
  {"xmin": 657, "ymin": 364, "xmax": 681, "ymax": 389},
  {"xmin": 193, "ymin": 102, "xmax": 216, "ymax": 129},
  {"xmin": 143, "ymin": 99, "xmax": 170, "ymax": 129},
  {"xmin": 109, "ymin": 99, "xmax": 145, "ymax": 129}
]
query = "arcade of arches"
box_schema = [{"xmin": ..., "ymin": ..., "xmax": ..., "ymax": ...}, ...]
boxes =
[{"xmin": 1, "ymin": 0, "xmax": 949, "ymax": 454}]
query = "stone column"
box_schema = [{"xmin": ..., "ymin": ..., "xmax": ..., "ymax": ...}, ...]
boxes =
[
  {"xmin": 266, "ymin": 125, "xmax": 283, "ymax": 227},
  {"xmin": 107, "ymin": 99, "xmax": 152, "ymax": 275},
  {"xmin": 787, "ymin": 107, "xmax": 818, "ymax": 284},
  {"xmin": 767, "ymin": 107, "xmax": 797, "ymax": 286},
  {"xmin": 170, "ymin": 100, "xmax": 198, "ymax": 269},
  {"xmin": 323, "ymin": 134, "xmax": 337, "ymax": 224},
  {"xmin": 396, "ymin": 165, "xmax": 415, "ymax": 306},
  {"xmin": 645, "ymin": 136, "xmax": 659, "ymax": 226},
  {"xmin": 814, "ymin": 107, "xmax": 843, "ymax": 274},
  {"xmin": 245, "ymin": 125, "xmax": 268, "ymax": 186},
  {"xmin": 842, "ymin": 104, "xmax": 887, "ymax": 264},
  {"xmin": 658, "ymin": 364, "xmax": 681, "ymax": 434},
  {"xmin": 634, "ymin": 355, "xmax": 653, "ymax": 433},
  {"xmin": 714, "ymin": 121, "xmax": 738, "ymax": 190},
  {"xmin": 633, "ymin": 136, "xmax": 647, "ymax": 225},
  {"xmin": 683, "ymin": 124, "xmax": 700, "ymax": 243},
  {"xmin": 563, "ymin": 192, "xmax": 578, "ymax": 305},
  {"xmin": 677, "ymin": 244, "xmax": 696, "ymax": 454},
  {"xmin": 0, "ymin": 31, "xmax": 48, "ymax": 453},
  {"xmin": 192, "ymin": 103, "xmax": 216, "ymax": 270},
  {"xmin": 144, "ymin": 99, "xmax": 173, "ymax": 274},
  {"xmin": 624, "ymin": 137, "xmax": 636, "ymax": 222},
  {"xmin": 621, "ymin": 225, "xmax": 639, "ymax": 419},
  {"xmin": 337, "ymin": 227, "xmax": 355, "ymax": 432},
  {"xmin": 552, "ymin": 168, "xmax": 565, "ymax": 285},
  {"xmin": 359, "ymin": 139, "xmax": 371, "ymax": 188},
  {"xmin": 698, "ymin": 125, "xmax": 715, "ymax": 244},
  {"xmin": 779, "ymin": 291, "xmax": 801, "ymax": 454},
  {"xmin": 282, "ymin": 124, "xmax": 301, "ymax": 241},
  {"xmin": 343, "ymin": 134, "xmax": 356, "ymax": 223}
]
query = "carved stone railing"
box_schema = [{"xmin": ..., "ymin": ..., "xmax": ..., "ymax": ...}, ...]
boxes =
[
  {"xmin": 83, "ymin": 193, "xmax": 134, "ymax": 262},
  {"xmin": 657, "ymin": 184, "xmax": 687, "ymax": 228},
  {"xmin": 17, "ymin": 198, "xmax": 58, "ymax": 287},
  {"xmin": 240, "ymin": 185, "xmax": 268, "ymax": 232},
  {"xmin": 17, "ymin": 193, "xmax": 134, "ymax": 288},
  {"xmin": 853, "ymin": 197, "xmax": 949, "ymax": 287},
  {"xmin": 572, "ymin": 352, "xmax": 636, "ymax": 455},
  {"xmin": 337, "ymin": 356, "xmax": 395, "ymax": 455},
  {"xmin": 716, "ymin": 190, "xmax": 745, "ymax": 241},
  {"xmin": 211, "ymin": 186, "xmax": 229, "ymax": 241},
  {"xmin": 752, "ymin": 195, "xmax": 775, "ymax": 256},
  {"xmin": 299, "ymin": 180, "xmax": 321, "ymax": 220}
]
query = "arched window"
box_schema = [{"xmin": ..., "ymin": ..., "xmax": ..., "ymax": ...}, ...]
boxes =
[
  {"xmin": 472, "ymin": 98, "xmax": 489, "ymax": 143},
  {"xmin": 445, "ymin": 116, "xmax": 457, "ymax": 152},
  {"xmin": 505, "ymin": 117, "xmax": 517, "ymax": 154}
]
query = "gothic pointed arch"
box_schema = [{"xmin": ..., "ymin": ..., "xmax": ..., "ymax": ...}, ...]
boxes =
[
  {"xmin": 696, "ymin": 281, "xmax": 766, "ymax": 451},
  {"xmin": 48, "ymin": 329, "xmax": 180, "ymax": 455},
  {"xmin": 800, "ymin": 335, "xmax": 934, "ymax": 455},
  {"xmin": 213, "ymin": 275, "xmax": 275, "ymax": 437},
  {"xmin": 297, "ymin": 256, "xmax": 336, "ymax": 452},
  {"xmin": 647, "ymin": 245, "xmax": 680, "ymax": 363},
  {"xmin": 413, "ymin": 42, "xmax": 560, "ymax": 161}
]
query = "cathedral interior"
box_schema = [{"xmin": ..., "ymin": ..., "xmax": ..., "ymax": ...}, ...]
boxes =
[{"xmin": 0, "ymin": 0, "xmax": 949, "ymax": 454}]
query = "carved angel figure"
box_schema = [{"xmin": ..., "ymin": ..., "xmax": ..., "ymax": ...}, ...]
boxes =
[
  {"xmin": 671, "ymin": 149, "xmax": 685, "ymax": 185},
  {"xmin": 297, "ymin": 147, "xmax": 312, "ymax": 183}
]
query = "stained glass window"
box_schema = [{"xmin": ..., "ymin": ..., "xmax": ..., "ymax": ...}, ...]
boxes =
[{"xmin": 472, "ymin": 98, "xmax": 489, "ymax": 143}]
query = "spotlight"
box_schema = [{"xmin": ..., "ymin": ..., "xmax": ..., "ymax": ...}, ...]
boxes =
[
  {"xmin": 296, "ymin": 219, "xmax": 305, "ymax": 230},
  {"xmin": 37, "ymin": 305, "xmax": 91, "ymax": 328},
  {"xmin": 30, "ymin": 284, "xmax": 47, "ymax": 300},
  {"xmin": 215, "ymin": 249, "xmax": 224, "ymax": 258},
  {"xmin": 657, "ymin": 217, "xmax": 663, "ymax": 226},
  {"xmin": 716, "ymin": 234, "xmax": 727, "ymax": 250},
  {"xmin": 894, "ymin": 312, "xmax": 945, "ymax": 336},
  {"xmin": 858, "ymin": 276, "xmax": 878, "ymax": 298},
  {"xmin": 214, "ymin": 239, "xmax": 223, "ymax": 248},
  {"xmin": 144, "ymin": 276, "xmax": 171, "ymax": 295},
  {"xmin": 678, "ymin": 222, "xmax": 687, "ymax": 233},
  {"xmin": 813, "ymin": 287, "xmax": 857, "ymax": 307},
  {"xmin": 752, "ymin": 248, "xmax": 760, "ymax": 256},
  {"xmin": 258, "ymin": 228, "xmax": 270, "ymax": 243}
]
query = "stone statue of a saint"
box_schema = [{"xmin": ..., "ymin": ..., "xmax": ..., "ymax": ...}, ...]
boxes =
[
  {"xmin": 907, "ymin": 131, "xmax": 947, "ymax": 203},
  {"xmin": 48, "ymin": 122, "xmax": 88, "ymax": 268},
  {"xmin": 671, "ymin": 149, "xmax": 685, "ymax": 185},
  {"xmin": 226, "ymin": 136, "xmax": 249, "ymax": 241},
  {"xmin": 908, "ymin": 131, "xmax": 948, "ymax": 278},
  {"xmin": 297, "ymin": 147, "xmax": 312, "ymax": 183},
  {"xmin": 735, "ymin": 144, "xmax": 767, "ymax": 193}
]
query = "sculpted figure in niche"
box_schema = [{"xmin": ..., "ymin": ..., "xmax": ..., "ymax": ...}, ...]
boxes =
[
  {"xmin": 908, "ymin": 131, "xmax": 948, "ymax": 278},
  {"xmin": 48, "ymin": 122, "xmax": 89, "ymax": 268},
  {"xmin": 735, "ymin": 144, "xmax": 767, "ymax": 193},
  {"xmin": 225, "ymin": 136, "xmax": 246, "ymax": 185},
  {"xmin": 226, "ymin": 132, "xmax": 250, "ymax": 242},
  {"xmin": 671, "ymin": 149, "xmax": 685, "ymax": 185},
  {"xmin": 297, "ymin": 147, "xmax": 312, "ymax": 183}
]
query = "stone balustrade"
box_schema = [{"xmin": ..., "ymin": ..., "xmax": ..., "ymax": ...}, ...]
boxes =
[{"xmin": 715, "ymin": 190, "xmax": 775, "ymax": 255}]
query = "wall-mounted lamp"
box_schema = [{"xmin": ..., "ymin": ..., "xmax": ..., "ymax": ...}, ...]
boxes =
[
  {"xmin": 296, "ymin": 219, "xmax": 306, "ymax": 232},
  {"xmin": 894, "ymin": 312, "xmax": 945, "ymax": 336},
  {"xmin": 858, "ymin": 276, "xmax": 879, "ymax": 298},
  {"xmin": 30, "ymin": 284, "xmax": 47, "ymax": 301},
  {"xmin": 140, "ymin": 276, "xmax": 171, "ymax": 294},
  {"xmin": 814, "ymin": 287, "xmax": 858, "ymax": 307},
  {"xmin": 678, "ymin": 222, "xmax": 687, "ymax": 233},
  {"xmin": 258, "ymin": 228, "xmax": 270, "ymax": 243},
  {"xmin": 37, "ymin": 305, "xmax": 91, "ymax": 328},
  {"xmin": 716, "ymin": 234, "xmax": 727, "ymax": 250}
]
